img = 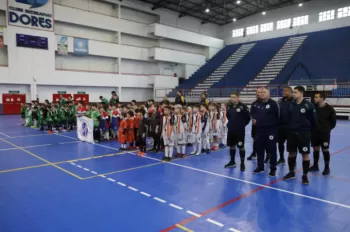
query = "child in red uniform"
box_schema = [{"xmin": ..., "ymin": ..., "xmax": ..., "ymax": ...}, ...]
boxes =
[
  {"xmin": 118, "ymin": 112, "xmax": 128, "ymax": 150},
  {"xmin": 134, "ymin": 109, "xmax": 141, "ymax": 148},
  {"xmin": 127, "ymin": 111, "xmax": 135, "ymax": 150}
]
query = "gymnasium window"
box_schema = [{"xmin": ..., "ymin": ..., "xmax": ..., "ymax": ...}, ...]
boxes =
[
  {"xmin": 292, "ymin": 15, "xmax": 309, "ymax": 26},
  {"xmin": 246, "ymin": 25, "xmax": 259, "ymax": 35},
  {"xmin": 232, "ymin": 28, "xmax": 244, "ymax": 37},
  {"xmin": 338, "ymin": 6, "xmax": 350, "ymax": 18},
  {"xmin": 276, "ymin": 19, "xmax": 291, "ymax": 29},
  {"xmin": 319, "ymin": 10, "xmax": 335, "ymax": 22},
  {"xmin": 260, "ymin": 22, "xmax": 273, "ymax": 32}
]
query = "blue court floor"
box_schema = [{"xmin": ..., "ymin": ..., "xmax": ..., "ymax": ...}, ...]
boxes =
[{"xmin": 0, "ymin": 115, "xmax": 350, "ymax": 232}]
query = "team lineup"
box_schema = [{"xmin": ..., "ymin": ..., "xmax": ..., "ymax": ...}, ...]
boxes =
[{"xmin": 20, "ymin": 86, "xmax": 336, "ymax": 185}]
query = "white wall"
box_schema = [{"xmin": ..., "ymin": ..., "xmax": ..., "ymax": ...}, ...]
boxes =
[
  {"xmin": 56, "ymin": 55, "xmax": 117, "ymax": 73},
  {"xmin": 159, "ymin": 39, "xmax": 205, "ymax": 55},
  {"xmin": 0, "ymin": 84, "xmax": 31, "ymax": 104},
  {"xmin": 120, "ymin": 87, "xmax": 153, "ymax": 102},
  {"xmin": 121, "ymin": 59, "xmax": 158, "ymax": 74},
  {"xmin": 151, "ymin": 47, "xmax": 206, "ymax": 66},
  {"xmin": 185, "ymin": 64, "xmax": 200, "ymax": 79},
  {"xmin": 0, "ymin": 47, "xmax": 8, "ymax": 66},
  {"xmin": 158, "ymin": 62, "xmax": 185, "ymax": 77},
  {"xmin": 121, "ymin": 33, "xmax": 157, "ymax": 48},
  {"xmin": 121, "ymin": 6, "xmax": 159, "ymax": 24},
  {"xmin": 220, "ymin": 0, "xmax": 350, "ymax": 44},
  {"xmin": 0, "ymin": 10, "xmax": 5, "ymax": 26},
  {"xmin": 204, "ymin": 47, "xmax": 221, "ymax": 60}
]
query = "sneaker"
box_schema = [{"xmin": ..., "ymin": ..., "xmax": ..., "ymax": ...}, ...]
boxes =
[
  {"xmin": 240, "ymin": 163, "xmax": 245, "ymax": 171},
  {"xmin": 269, "ymin": 169, "xmax": 276, "ymax": 177},
  {"xmin": 224, "ymin": 161, "xmax": 236, "ymax": 168},
  {"xmin": 195, "ymin": 152, "xmax": 201, "ymax": 156},
  {"xmin": 162, "ymin": 156, "xmax": 167, "ymax": 161},
  {"xmin": 247, "ymin": 153, "xmax": 257, "ymax": 160},
  {"xmin": 219, "ymin": 144, "xmax": 225, "ymax": 148},
  {"xmin": 201, "ymin": 148, "xmax": 205, "ymax": 153},
  {"xmin": 206, "ymin": 149, "xmax": 211, "ymax": 154},
  {"xmin": 167, "ymin": 157, "xmax": 173, "ymax": 162},
  {"xmin": 322, "ymin": 167, "xmax": 330, "ymax": 176},
  {"xmin": 175, "ymin": 153, "xmax": 181, "ymax": 157},
  {"xmin": 282, "ymin": 172, "xmax": 296, "ymax": 181},
  {"xmin": 253, "ymin": 167, "xmax": 264, "ymax": 174},
  {"xmin": 302, "ymin": 175, "xmax": 309, "ymax": 185},
  {"xmin": 264, "ymin": 154, "xmax": 270, "ymax": 164},
  {"xmin": 211, "ymin": 146, "xmax": 219, "ymax": 151},
  {"xmin": 190, "ymin": 150, "xmax": 197, "ymax": 155},
  {"xmin": 309, "ymin": 165, "xmax": 319, "ymax": 172},
  {"xmin": 180, "ymin": 154, "xmax": 186, "ymax": 158},
  {"xmin": 277, "ymin": 159, "xmax": 285, "ymax": 165}
]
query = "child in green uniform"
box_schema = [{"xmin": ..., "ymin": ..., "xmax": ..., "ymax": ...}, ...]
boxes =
[
  {"xmin": 24, "ymin": 104, "xmax": 33, "ymax": 127},
  {"xmin": 46, "ymin": 106, "xmax": 54, "ymax": 134},
  {"xmin": 86, "ymin": 104, "xmax": 92, "ymax": 118},
  {"xmin": 21, "ymin": 103, "xmax": 26, "ymax": 126},
  {"xmin": 91, "ymin": 104, "xmax": 101, "ymax": 143},
  {"xmin": 36, "ymin": 104, "xmax": 43, "ymax": 130},
  {"xmin": 69, "ymin": 102, "xmax": 77, "ymax": 130},
  {"xmin": 59, "ymin": 104, "xmax": 68, "ymax": 131}
]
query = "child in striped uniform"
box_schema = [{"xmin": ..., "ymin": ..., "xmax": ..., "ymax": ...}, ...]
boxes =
[
  {"xmin": 174, "ymin": 105, "xmax": 187, "ymax": 158},
  {"xmin": 190, "ymin": 105, "xmax": 202, "ymax": 155},
  {"xmin": 201, "ymin": 104, "xmax": 211, "ymax": 154},
  {"xmin": 186, "ymin": 107, "xmax": 193, "ymax": 146},
  {"xmin": 219, "ymin": 103, "xmax": 228, "ymax": 148},
  {"xmin": 99, "ymin": 106, "xmax": 110, "ymax": 140},
  {"xmin": 110, "ymin": 104, "xmax": 120, "ymax": 140},
  {"xmin": 211, "ymin": 103, "xmax": 221, "ymax": 151},
  {"xmin": 162, "ymin": 106, "xmax": 174, "ymax": 161}
]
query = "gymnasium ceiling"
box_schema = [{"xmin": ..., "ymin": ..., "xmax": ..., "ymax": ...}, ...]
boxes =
[{"xmin": 139, "ymin": 0, "xmax": 309, "ymax": 25}]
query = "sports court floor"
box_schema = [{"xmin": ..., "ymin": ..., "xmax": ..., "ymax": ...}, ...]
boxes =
[{"xmin": 0, "ymin": 115, "xmax": 350, "ymax": 232}]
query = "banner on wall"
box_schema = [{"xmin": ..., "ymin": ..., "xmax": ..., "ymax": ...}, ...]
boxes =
[
  {"xmin": 77, "ymin": 116, "xmax": 94, "ymax": 143},
  {"xmin": 7, "ymin": 0, "xmax": 54, "ymax": 31},
  {"xmin": 57, "ymin": 35, "xmax": 68, "ymax": 55},
  {"xmin": 73, "ymin": 38, "xmax": 89, "ymax": 55},
  {"xmin": 0, "ymin": 26, "xmax": 3, "ymax": 48}
]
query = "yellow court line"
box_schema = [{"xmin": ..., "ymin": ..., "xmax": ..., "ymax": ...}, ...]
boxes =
[
  {"xmin": 0, "ymin": 137, "xmax": 83, "ymax": 179},
  {"xmin": 176, "ymin": 224, "xmax": 194, "ymax": 232},
  {"xmin": 0, "ymin": 163, "xmax": 52, "ymax": 173}
]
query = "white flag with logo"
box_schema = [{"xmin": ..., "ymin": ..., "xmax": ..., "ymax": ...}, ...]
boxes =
[{"xmin": 77, "ymin": 116, "xmax": 94, "ymax": 143}]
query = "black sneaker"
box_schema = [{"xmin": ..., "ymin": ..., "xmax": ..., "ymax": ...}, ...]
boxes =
[
  {"xmin": 283, "ymin": 172, "xmax": 296, "ymax": 181},
  {"xmin": 206, "ymin": 149, "xmax": 211, "ymax": 154},
  {"xmin": 201, "ymin": 148, "xmax": 205, "ymax": 153},
  {"xmin": 277, "ymin": 159, "xmax": 285, "ymax": 165},
  {"xmin": 162, "ymin": 156, "xmax": 167, "ymax": 161},
  {"xmin": 264, "ymin": 154, "xmax": 270, "ymax": 164},
  {"xmin": 309, "ymin": 165, "xmax": 320, "ymax": 172},
  {"xmin": 180, "ymin": 154, "xmax": 186, "ymax": 158},
  {"xmin": 253, "ymin": 167, "xmax": 264, "ymax": 174},
  {"xmin": 247, "ymin": 153, "xmax": 257, "ymax": 160},
  {"xmin": 240, "ymin": 163, "xmax": 245, "ymax": 171},
  {"xmin": 224, "ymin": 161, "xmax": 236, "ymax": 168},
  {"xmin": 167, "ymin": 157, "xmax": 173, "ymax": 162},
  {"xmin": 322, "ymin": 167, "xmax": 330, "ymax": 176},
  {"xmin": 269, "ymin": 169, "xmax": 276, "ymax": 177},
  {"xmin": 149, "ymin": 148, "xmax": 156, "ymax": 152},
  {"xmin": 302, "ymin": 175, "xmax": 309, "ymax": 185}
]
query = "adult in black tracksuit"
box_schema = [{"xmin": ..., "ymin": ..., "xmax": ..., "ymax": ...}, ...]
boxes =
[
  {"xmin": 309, "ymin": 91, "xmax": 336, "ymax": 175},
  {"xmin": 248, "ymin": 89, "xmax": 260, "ymax": 160},
  {"xmin": 251, "ymin": 87, "xmax": 279, "ymax": 177},
  {"xmin": 224, "ymin": 92, "xmax": 250, "ymax": 171},
  {"xmin": 277, "ymin": 86, "xmax": 294, "ymax": 165},
  {"xmin": 283, "ymin": 86, "xmax": 317, "ymax": 185}
]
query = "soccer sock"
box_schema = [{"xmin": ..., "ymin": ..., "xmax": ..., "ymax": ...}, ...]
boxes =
[
  {"xmin": 176, "ymin": 145, "xmax": 180, "ymax": 153},
  {"xmin": 165, "ymin": 146, "xmax": 169, "ymax": 157},
  {"xmin": 230, "ymin": 148, "xmax": 236, "ymax": 163},
  {"xmin": 169, "ymin": 146, "xmax": 174, "ymax": 158},
  {"xmin": 278, "ymin": 144, "xmax": 285, "ymax": 160},
  {"xmin": 182, "ymin": 145, "xmax": 186, "ymax": 154},
  {"xmin": 206, "ymin": 140, "xmax": 210, "ymax": 150},
  {"xmin": 302, "ymin": 160, "xmax": 310, "ymax": 175},
  {"xmin": 313, "ymin": 150, "xmax": 320, "ymax": 165},
  {"xmin": 192, "ymin": 142, "xmax": 197, "ymax": 152},
  {"xmin": 323, "ymin": 150, "xmax": 330, "ymax": 168},
  {"xmin": 288, "ymin": 156, "xmax": 296, "ymax": 172},
  {"xmin": 239, "ymin": 150, "xmax": 245, "ymax": 163},
  {"xmin": 197, "ymin": 142, "xmax": 202, "ymax": 153}
]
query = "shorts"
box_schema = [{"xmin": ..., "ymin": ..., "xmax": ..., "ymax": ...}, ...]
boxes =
[
  {"xmin": 277, "ymin": 126, "xmax": 288, "ymax": 144},
  {"xmin": 287, "ymin": 131, "xmax": 311, "ymax": 154},
  {"xmin": 163, "ymin": 134, "xmax": 174, "ymax": 146},
  {"xmin": 311, "ymin": 132, "xmax": 330, "ymax": 149},
  {"xmin": 175, "ymin": 132, "xmax": 186, "ymax": 145},
  {"xmin": 192, "ymin": 133, "xmax": 202, "ymax": 144},
  {"xmin": 227, "ymin": 131, "xmax": 245, "ymax": 148}
]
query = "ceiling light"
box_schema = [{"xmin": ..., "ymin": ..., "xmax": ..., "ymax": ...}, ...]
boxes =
[
  {"xmin": 298, "ymin": 3, "xmax": 303, "ymax": 7},
  {"xmin": 233, "ymin": 18, "xmax": 237, "ymax": 22},
  {"xmin": 262, "ymin": 11, "xmax": 266, "ymax": 15},
  {"xmin": 205, "ymin": 8, "xmax": 210, "ymax": 13},
  {"xmin": 236, "ymin": 0, "xmax": 241, "ymax": 4}
]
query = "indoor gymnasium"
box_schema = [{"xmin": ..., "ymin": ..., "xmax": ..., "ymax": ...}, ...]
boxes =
[{"xmin": 0, "ymin": 0, "xmax": 350, "ymax": 231}]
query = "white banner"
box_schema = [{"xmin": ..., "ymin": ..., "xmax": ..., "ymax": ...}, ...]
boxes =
[
  {"xmin": 77, "ymin": 116, "xmax": 94, "ymax": 143},
  {"xmin": 8, "ymin": 0, "xmax": 54, "ymax": 31}
]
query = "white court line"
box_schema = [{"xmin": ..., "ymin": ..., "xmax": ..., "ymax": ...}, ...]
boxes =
[
  {"xmin": 59, "ymin": 141, "xmax": 80, "ymax": 144},
  {"xmin": 9, "ymin": 134, "xmax": 54, "ymax": 138},
  {"xmin": 117, "ymin": 182, "xmax": 126, "ymax": 187},
  {"xmin": 70, "ymin": 163, "xmax": 76, "ymax": 166},
  {"xmin": 186, "ymin": 210, "xmax": 201, "ymax": 217},
  {"xmin": 128, "ymin": 186, "xmax": 138, "ymax": 191},
  {"xmin": 140, "ymin": 192, "xmax": 151, "ymax": 197},
  {"xmin": 76, "ymin": 165, "xmax": 82, "ymax": 168},
  {"xmin": 100, "ymin": 175, "xmax": 106, "ymax": 178},
  {"xmin": 169, "ymin": 203, "xmax": 183, "ymax": 210},
  {"xmin": 83, "ymin": 168, "xmax": 90, "ymax": 171},
  {"xmin": 154, "ymin": 197, "xmax": 166, "ymax": 203},
  {"xmin": 206, "ymin": 218, "xmax": 224, "ymax": 227},
  {"xmin": 0, "ymin": 143, "xmax": 53, "ymax": 152},
  {"xmin": 107, "ymin": 178, "xmax": 116, "ymax": 182},
  {"xmin": 91, "ymin": 171, "xmax": 98, "ymax": 175},
  {"xmin": 125, "ymin": 152, "xmax": 350, "ymax": 209},
  {"xmin": 0, "ymin": 132, "xmax": 12, "ymax": 138},
  {"xmin": 229, "ymin": 228, "xmax": 242, "ymax": 232}
]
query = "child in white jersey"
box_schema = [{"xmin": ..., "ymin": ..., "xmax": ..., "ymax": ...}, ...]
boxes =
[
  {"xmin": 219, "ymin": 103, "xmax": 228, "ymax": 148},
  {"xmin": 200, "ymin": 104, "xmax": 211, "ymax": 154},
  {"xmin": 190, "ymin": 105, "xmax": 202, "ymax": 155},
  {"xmin": 174, "ymin": 105, "xmax": 187, "ymax": 158},
  {"xmin": 161, "ymin": 106, "xmax": 174, "ymax": 161},
  {"xmin": 211, "ymin": 103, "xmax": 221, "ymax": 151}
]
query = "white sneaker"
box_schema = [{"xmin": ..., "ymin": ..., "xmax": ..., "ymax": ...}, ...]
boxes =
[
  {"xmin": 190, "ymin": 150, "xmax": 197, "ymax": 155},
  {"xmin": 195, "ymin": 152, "xmax": 201, "ymax": 156}
]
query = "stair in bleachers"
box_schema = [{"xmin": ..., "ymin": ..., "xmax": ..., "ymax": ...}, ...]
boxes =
[
  {"xmin": 240, "ymin": 35, "xmax": 307, "ymax": 97},
  {"xmin": 189, "ymin": 43, "xmax": 256, "ymax": 96}
]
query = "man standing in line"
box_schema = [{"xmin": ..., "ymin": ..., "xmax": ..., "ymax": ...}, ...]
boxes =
[
  {"xmin": 224, "ymin": 92, "xmax": 251, "ymax": 171},
  {"xmin": 251, "ymin": 87, "xmax": 279, "ymax": 177},
  {"xmin": 247, "ymin": 88, "xmax": 261, "ymax": 160},
  {"xmin": 277, "ymin": 86, "xmax": 294, "ymax": 165},
  {"xmin": 283, "ymin": 86, "xmax": 317, "ymax": 184},
  {"xmin": 109, "ymin": 91, "xmax": 119, "ymax": 105},
  {"xmin": 309, "ymin": 92, "xmax": 336, "ymax": 175}
]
